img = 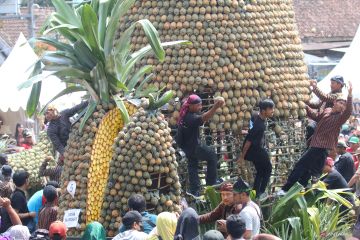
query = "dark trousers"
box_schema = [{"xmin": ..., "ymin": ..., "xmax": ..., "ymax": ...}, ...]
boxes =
[
  {"xmin": 283, "ymin": 147, "xmax": 328, "ymax": 191},
  {"xmin": 186, "ymin": 145, "xmax": 218, "ymax": 194},
  {"xmin": 246, "ymin": 147, "xmax": 272, "ymax": 195}
]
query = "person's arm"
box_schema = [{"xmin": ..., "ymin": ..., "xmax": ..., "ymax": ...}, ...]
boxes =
[
  {"xmin": 199, "ymin": 204, "xmax": 223, "ymax": 224},
  {"xmin": 61, "ymin": 101, "xmax": 88, "ymax": 118},
  {"xmin": 338, "ymin": 83, "xmax": 353, "ymax": 125},
  {"xmin": 310, "ymin": 80, "xmax": 340, "ymax": 103},
  {"xmin": 201, "ymin": 99, "xmax": 224, "ymax": 123},
  {"xmin": 253, "ymin": 234, "xmax": 282, "ymax": 240},
  {"xmin": 239, "ymin": 211, "xmax": 253, "ymax": 240},
  {"xmin": 348, "ymin": 171, "xmax": 360, "ymax": 187},
  {"xmin": 39, "ymin": 158, "xmax": 56, "ymax": 177},
  {"xmin": 306, "ymin": 105, "xmax": 322, "ymax": 122},
  {"xmin": 238, "ymin": 140, "xmax": 252, "ymax": 163},
  {"xmin": 0, "ymin": 197, "xmax": 22, "ymax": 226},
  {"xmin": 11, "ymin": 194, "xmax": 36, "ymax": 219},
  {"xmin": 307, "ymin": 101, "xmax": 322, "ymax": 109},
  {"xmin": 47, "ymin": 125, "xmax": 65, "ymax": 155}
]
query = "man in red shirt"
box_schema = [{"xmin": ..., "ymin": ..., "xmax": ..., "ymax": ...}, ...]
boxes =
[
  {"xmin": 279, "ymin": 82, "xmax": 353, "ymax": 194},
  {"xmin": 347, "ymin": 136, "xmax": 360, "ymax": 170}
]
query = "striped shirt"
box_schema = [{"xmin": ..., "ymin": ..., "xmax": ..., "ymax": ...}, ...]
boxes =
[
  {"xmin": 39, "ymin": 161, "xmax": 62, "ymax": 185},
  {"xmin": 307, "ymin": 96, "xmax": 352, "ymax": 150},
  {"xmin": 38, "ymin": 202, "xmax": 58, "ymax": 230},
  {"xmin": 308, "ymin": 86, "xmax": 342, "ymax": 110}
]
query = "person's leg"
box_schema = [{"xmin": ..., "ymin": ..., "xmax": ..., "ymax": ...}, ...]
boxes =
[
  {"xmin": 282, "ymin": 148, "xmax": 316, "ymax": 191},
  {"xmin": 186, "ymin": 153, "xmax": 200, "ymax": 195},
  {"xmin": 251, "ymin": 148, "xmax": 272, "ymax": 196},
  {"xmin": 259, "ymin": 148, "xmax": 272, "ymax": 194},
  {"xmin": 195, "ymin": 145, "xmax": 218, "ymax": 186}
]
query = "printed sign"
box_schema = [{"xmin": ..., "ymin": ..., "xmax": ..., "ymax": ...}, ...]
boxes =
[
  {"xmin": 63, "ymin": 209, "xmax": 81, "ymax": 228},
  {"xmin": 67, "ymin": 181, "xmax": 76, "ymax": 198}
]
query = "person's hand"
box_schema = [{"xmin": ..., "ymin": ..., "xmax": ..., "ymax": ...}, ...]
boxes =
[
  {"xmin": 214, "ymin": 97, "xmax": 225, "ymax": 108},
  {"xmin": 310, "ymin": 80, "xmax": 317, "ymax": 88},
  {"xmin": 216, "ymin": 220, "xmax": 227, "ymax": 232},
  {"xmin": 0, "ymin": 197, "xmax": 11, "ymax": 208},
  {"xmin": 45, "ymin": 156, "xmax": 52, "ymax": 162},
  {"xmin": 348, "ymin": 81, "xmax": 353, "ymax": 96},
  {"xmin": 29, "ymin": 212, "xmax": 36, "ymax": 218},
  {"xmin": 237, "ymin": 155, "xmax": 245, "ymax": 166},
  {"xmin": 59, "ymin": 154, "xmax": 65, "ymax": 162}
]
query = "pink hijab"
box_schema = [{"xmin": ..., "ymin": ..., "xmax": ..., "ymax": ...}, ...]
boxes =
[{"xmin": 178, "ymin": 94, "xmax": 202, "ymax": 126}]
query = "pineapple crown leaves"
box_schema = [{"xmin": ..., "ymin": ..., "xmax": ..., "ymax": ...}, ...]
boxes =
[{"xmin": 18, "ymin": 0, "xmax": 190, "ymax": 132}]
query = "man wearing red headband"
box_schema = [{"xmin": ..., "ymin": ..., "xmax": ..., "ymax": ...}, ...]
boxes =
[
  {"xmin": 176, "ymin": 94, "xmax": 224, "ymax": 196},
  {"xmin": 199, "ymin": 182, "xmax": 242, "ymax": 237}
]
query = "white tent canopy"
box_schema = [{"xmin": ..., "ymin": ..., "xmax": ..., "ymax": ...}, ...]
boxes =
[
  {"xmin": 0, "ymin": 33, "xmax": 83, "ymax": 136},
  {"xmin": 318, "ymin": 25, "xmax": 360, "ymax": 99}
]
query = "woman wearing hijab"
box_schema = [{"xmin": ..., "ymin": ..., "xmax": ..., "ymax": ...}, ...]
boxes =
[
  {"xmin": 148, "ymin": 212, "xmax": 177, "ymax": 240},
  {"xmin": 174, "ymin": 208, "xmax": 200, "ymax": 240},
  {"xmin": 81, "ymin": 221, "xmax": 106, "ymax": 240},
  {"xmin": 175, "ymin": 94, "xmax": 224, "ymax": 196}
]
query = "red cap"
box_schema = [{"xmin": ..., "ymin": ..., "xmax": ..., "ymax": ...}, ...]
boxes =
[
  {"xmin": 220, "ymin": 182, "xmax": 233, "ymax": 192},
  {"xmin": 49, "ymin": 221, "xmax": 67, "ymax": 238},
  {"xmin": 325, "ymin": 157, "xmax": 334, "ymax": 167}
]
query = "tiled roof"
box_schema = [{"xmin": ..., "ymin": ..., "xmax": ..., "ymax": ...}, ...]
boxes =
[
  {"xmin": 0, "ymin": 7, "xmax": 54, "ymax": 46},
  {"xmin": 293, "ymin": 0, "xmax": 360, "ymax": 42}
]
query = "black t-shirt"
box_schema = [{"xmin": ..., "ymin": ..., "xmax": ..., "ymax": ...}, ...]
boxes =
[
  {"xmin": 334, "ymin": 152, "xmax": 355, "ymax": 182},
  {"xmin": 180, "ymin": 112, "xmax": 204, "ymax": 155},
  {"xmin": 0, "ymin": 207, "xmax": 12, "ymax": 233},
  {"xmin": 322, "ymin": 169, "xmax": 348, "ymax": 190},
  {"xmin": 11, "ymin": 188, "xmax": 31, "ymax": 225},
  {"xmin": 244, "ymin": 113, "xmax": 266, "ymax": 149}
]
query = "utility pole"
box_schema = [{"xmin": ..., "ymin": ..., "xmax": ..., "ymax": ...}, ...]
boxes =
[{"xmin": 27, "ymin": 0, "xmax": 35, "ymax": 40}]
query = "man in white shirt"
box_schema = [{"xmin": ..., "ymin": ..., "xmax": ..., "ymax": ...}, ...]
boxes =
[{"xmin": 233, "ymin": 179, "xmax": 261, "ymax": 239}]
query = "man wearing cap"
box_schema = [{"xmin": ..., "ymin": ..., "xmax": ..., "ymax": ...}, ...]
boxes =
[
  {"xmin": 199, "ymin": 182, "xmax": 242, "ymax": 236},
  {"xmin": 45, "ymin": 101, "xmax": 88, "ymax": 158},
  {"xmin": 306, "ymin": 76, "xmax": 345, "ymax": 144},
  {"xmin": 49, "ymin": 221, "xmax": 67, "ymax": 240},
  {"xmin": 233, "ymin": 179, "xmax": 261, "ymax": 239},
  {"xmin": 308, "ymin": 76, "xmax": 345, "ymax": 111},
  {"xmin": 0, "ymin": 165, "xmax": 14, "ymax": 198},
  {"xmin": 335, "ymin": 141, "xmax": 355, "ymax": 182},
  {"xmin": 347, "ymin": 136, "xmax": 360, "ymax": 170},
  {"xmin": 176, "ymin": 95, "xmax": 224, "ymax": 196},
  {"xmin": 113, "ymin": 210, "xmax": 148, "ymax": 240},
  {"xmin": 279, "ymin": 82, "xmax": 353, "ymax": 194}
]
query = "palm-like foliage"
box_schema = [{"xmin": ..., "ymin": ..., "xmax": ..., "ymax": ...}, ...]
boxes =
[
  {"xmin": 263, "ymin": 182, "xmax": 354, "ymax": 239},
  {"xmin": 19, "ymin": 0, "xmax": 189, "ymax": 130}
]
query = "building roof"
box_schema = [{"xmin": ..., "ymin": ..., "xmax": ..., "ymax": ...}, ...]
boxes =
[
  {"xmin": 0, "ymin": 7, "xmax": 53, "ymax": 46},
  {"xmin": 293, "ymin": 0, "xmax": 360, "ymax": 42}
]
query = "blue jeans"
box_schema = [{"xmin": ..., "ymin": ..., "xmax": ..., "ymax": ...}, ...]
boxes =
[{"xmin": 186, "ymin": 145, "xmax": 218, "ymax": 195}]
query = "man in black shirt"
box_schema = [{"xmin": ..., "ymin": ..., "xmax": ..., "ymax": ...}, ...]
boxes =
[
  {"xmin": 11, "ymin": 170, "xmax": 36, "ymax": 232},
  {"xmin": 321, "ymin": 157, "xmax": 354, "ymax": 213},
  {"xmin": 45, "ymin": 102, "xmax": 88, "ymax": 158},
  {"xmin": 334, "ymin": 141, "xmax": 355, "ymax": 182},
  {"xmin": 177, "ymin": 94, "xmax": 224, "ymax": 196},
  {"xmin": 237, "ymin": 99, "xmax": 275, "ymax": 199}
]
